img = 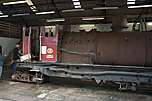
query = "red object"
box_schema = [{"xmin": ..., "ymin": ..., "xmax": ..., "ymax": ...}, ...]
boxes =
[
  {"xmin": 40, "ymin": 35, "xmax": 58, "ymax": 63},
  {"xmin": 23, "ymin": 36, "xmax": 30, "ymax": 55}
]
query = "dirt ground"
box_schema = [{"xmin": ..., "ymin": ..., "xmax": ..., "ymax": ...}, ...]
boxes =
[
  {"xmin": 0, "ymin": 79, "xmax": 151, "ymax": 101},
  {"xmin": 1, "ymin": 65, "xmax": 152, "ymax": 101}
]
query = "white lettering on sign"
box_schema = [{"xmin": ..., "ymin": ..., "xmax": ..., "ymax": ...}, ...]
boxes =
[
  {"xmin": 46, "ymin": 54, "xmax": 54, "ymax": 58},
  {"xmin": 41, "ymin": 46, "xmax": 47, "ymax": 54}
]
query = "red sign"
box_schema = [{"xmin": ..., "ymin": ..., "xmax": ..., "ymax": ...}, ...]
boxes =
[
  {"xmin": 40, "ymin": 35, "xmax": 58, "ymax": 63},
  {"xmin": 47, "ymin": 48, "xmax": 54, "ymax": 54}
]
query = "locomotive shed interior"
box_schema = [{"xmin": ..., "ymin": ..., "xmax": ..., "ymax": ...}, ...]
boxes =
[{"xmin": 0, "ymin": 0, "xmax": 152, "ymax": 93}]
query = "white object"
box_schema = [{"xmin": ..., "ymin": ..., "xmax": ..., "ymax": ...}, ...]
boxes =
[
  {"xmin": 46, "ymin": 18, "xmax": 65, "ymax": 22},
  {"xmin": 37, "ymin": 93, "xmax": 48, "ymax": 99},
  {"xmin": 20, "ymin": 54, "xmax": 31, "ymax": 62},
  {"xmin": 128, "ymin": 0, "xmax": 136, "ymax": 1},
  {"xmin": 41, "ymin": 46, "xmax": 47, "ymax": 54},
  {"xmin": 73, "ymin": 2, "xmax": 80, "ymax": 5},
  {"xmin": 93, "ymin": 7, "xmax": 118, "ymax": 10},
  {"xmin": 127, "ymin": 2, "xmax": 135, "ymax": 5},
  {"xmin": 74, "ymin": 5, "xmax": 81, "ymax": 8},
  {"xmin": 147, "ymin": 22, "xmax": 152, "ymax": 26},
  {"xmin": 3, "ymin": 1, "xmax": 27, "ymax": 5},
  {"xmin": 72, "ymin": 0, "xmax": 79, "ymax": 1},
  {"xmin": 12, "ymin": 13, "xmax": 30, "ymax": 17},
  {"xmin": 0, "ymin": 15, "xmax": 8, "ymax": 18},
  {"xmin": 82, "ymin": 17, "xmax": 104, "ymax": 21},
  {"xmin": 62, "ymin": 9, "xmax": 84, "ymax": 12},
  {"xmin": 0, "ymin": 11, "xmax": 3, "ymax": 15},
  {"xmin": 128, "ymin": 5, "xmax": 152, "ymax": 8},
  {"xmin": 36, "ymin": 11, "xmax": 55, "ymax": 15}
]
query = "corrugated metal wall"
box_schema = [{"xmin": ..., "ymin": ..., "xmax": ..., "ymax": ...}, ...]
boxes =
[{"xmin": 0, "ymin": 20, "xmax": 21, "ymax": 38}]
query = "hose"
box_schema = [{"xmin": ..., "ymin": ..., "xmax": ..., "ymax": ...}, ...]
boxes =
[{"xmin": 59, "ymin": 48, "xmax": 95, "ymax": 56}]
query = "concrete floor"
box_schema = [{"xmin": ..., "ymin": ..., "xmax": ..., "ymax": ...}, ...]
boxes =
[{"xmin": 0, "ymin": 80, "xmax": 151, "ymax": 101}]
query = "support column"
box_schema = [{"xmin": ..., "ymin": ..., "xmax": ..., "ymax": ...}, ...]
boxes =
[
  {"xmin": 63, "ymin": 24, "xmax": 71, "ymax": 32},
  {"xmin": 40, "ymin": 26, "xmax": 45, "ymax": 34},
  {"xmin": 112, "ymin": 16, "xmax": 128, "ymax": 32}
]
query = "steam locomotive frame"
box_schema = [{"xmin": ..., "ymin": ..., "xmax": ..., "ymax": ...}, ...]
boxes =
[{"xmin": 13, "ymin": 26, "xmax": 152, "ymax": 91}]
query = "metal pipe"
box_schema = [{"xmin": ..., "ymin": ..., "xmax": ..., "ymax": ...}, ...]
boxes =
[{"xmin": 28, "ymin": 27, "xmax": 31, "ymax": 55}]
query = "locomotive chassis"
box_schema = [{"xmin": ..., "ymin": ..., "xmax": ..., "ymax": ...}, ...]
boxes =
[{"xmin": 16, "ymin": 62, "xmax": 152, "ymax": 90}]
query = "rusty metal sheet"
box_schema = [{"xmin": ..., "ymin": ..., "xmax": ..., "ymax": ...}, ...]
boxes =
[
  {"xmin": 96, "ymin": 32, "xmax": 146, "ymax": 65},
  {"xmin": 145, "ymin": 33, "xmax": 152, "ymax": 66},
  {"xmin": 116, "ymin": 32, "xmax": 146, "ymax": 65},
  {"xmin": 61, "ymin": 31, "xmax": 152, "ymax": 66},
  {"xmin": 61, "ymin": 31, "xmax": 96, "ymax": 64},
  {"xmin": 96, "ymin": 32, "xmax": 119, "ymax": 64}
]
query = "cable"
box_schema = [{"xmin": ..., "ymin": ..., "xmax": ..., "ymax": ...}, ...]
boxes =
[{"xmin": 59, "ymin": 48, "xmax": 95, "ymax": 56}]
